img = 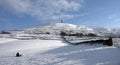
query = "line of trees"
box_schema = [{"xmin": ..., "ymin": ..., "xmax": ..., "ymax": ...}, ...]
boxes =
[
  {"xmin": 60, "ymin": 31, "xmax": 97, "ymax": 37},
  {"xmin": 0, "ymin": 31, "xmax": 11, "ymax": 34}
]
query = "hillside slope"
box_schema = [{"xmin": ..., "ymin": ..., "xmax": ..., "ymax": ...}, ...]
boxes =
[
  {"xmin": 1, "ymin": 23, "xmax": 120, "ymax": 38},
  {"xmin": 15, "ymin": 23, "xmax": 120, "ymax": 36}
]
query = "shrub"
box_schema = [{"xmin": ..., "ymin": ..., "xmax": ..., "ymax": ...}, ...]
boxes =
[
  {"xmin": 46, "ymin": 32, "xmax": 50, "ymax": 34},
  {"xmin": 87, "ymin": 33, "xmax": 97, "ymax": 37},
  {"xmin": 60, "ymin": 31, "xmax": 67, "ymax": 36},
  {"xmin": 76, "ymin": 33, "xmax": 84, "ymax": 36},
  {"xmin": 0, "ymin": 31, "xmax": 10, "ymax": 34}
]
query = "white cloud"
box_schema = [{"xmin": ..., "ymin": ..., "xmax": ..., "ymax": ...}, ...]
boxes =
[
  {"xmin": 108, "ymin": 14, "xmax": 120, "ymax": 21},
  {"xmin": 0, "ymin": 0, "xmax": 84, "ymax": 20}
]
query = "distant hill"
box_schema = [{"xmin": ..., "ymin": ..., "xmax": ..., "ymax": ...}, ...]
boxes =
[{"xmin": 1, "ymin": 23, "xmax": 120, "ymax": 38}]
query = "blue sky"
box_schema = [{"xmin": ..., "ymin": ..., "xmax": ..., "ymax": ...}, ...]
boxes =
[{"xmin": 0, "ymin": 0, "xmax": 120, "ymax": 30}]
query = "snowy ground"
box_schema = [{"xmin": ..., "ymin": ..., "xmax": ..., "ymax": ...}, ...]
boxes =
[{"xmin": 0, "ymin": 38, "xmax": 120, "ymax": 65}]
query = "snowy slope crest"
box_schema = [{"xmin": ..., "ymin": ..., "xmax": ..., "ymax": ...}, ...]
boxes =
[
  {"xmin": 4, "ymin": 22, "xmax": 120, "ymax": 37},
  {"xmin": 20, "ymin": 23, "xmax": 94, "ymax": 34}
]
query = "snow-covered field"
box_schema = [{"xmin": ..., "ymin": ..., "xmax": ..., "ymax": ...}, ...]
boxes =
[{"xmin": 0, "ymin": 38, "xmax": 120, "ymax": 65}]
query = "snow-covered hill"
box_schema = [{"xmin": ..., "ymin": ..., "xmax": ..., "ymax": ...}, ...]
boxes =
[
  {"xmin": 21, "ymin": 23, "xmax": 94, "ymax": 35},
  {"xmin": 9, "ymin": 23, "xmax": 93, "ymax": 34},
  {"xmin": 93, "ymin": 27, "xmax": 120, "ymax": 37},
  {"xmin": 18, "ymin": 23, "xmax": 120, "ymax": 36},
  {"xmin": 1, "ymin": 23, "xmax": 120, "ymax": 38}
]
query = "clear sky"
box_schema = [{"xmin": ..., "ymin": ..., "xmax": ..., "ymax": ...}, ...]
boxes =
[{"xmin": 0, "ymin": 0, "xmax": 120, "ymax": 30}]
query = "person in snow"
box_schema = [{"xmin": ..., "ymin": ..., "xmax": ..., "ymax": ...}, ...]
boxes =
[{"xmin": 16, "ymin": 52, "xmax": 22, "ymax": 57}]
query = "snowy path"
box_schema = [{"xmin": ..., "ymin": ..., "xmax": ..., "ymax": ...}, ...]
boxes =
[{"xmin": 0, "ymin": 38, "xmax": 120, "ymax": 65}]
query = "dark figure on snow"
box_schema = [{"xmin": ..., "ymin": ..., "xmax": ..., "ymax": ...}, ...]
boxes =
[{"xmin": 16, "ymin": 52, "xmax": 22, "ymax": 57}]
